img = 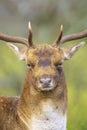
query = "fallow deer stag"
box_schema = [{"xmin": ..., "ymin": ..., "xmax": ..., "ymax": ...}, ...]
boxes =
[{"xmin": 0, "ymin": 22, "xmax": 87, "ymax": 130}]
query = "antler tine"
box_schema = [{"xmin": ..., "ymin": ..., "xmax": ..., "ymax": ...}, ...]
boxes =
[
  {"xmin": 60, "ymin": 29, "xmax": 87, "ymax": 44},
  {"xmin": 28, "ymin": 21, "xmax": 33, "ymax": 47},
  {"xmin": 0, "ymin": 32, "xmax": 28, "ymax": 46},
  {"xmin": 53, "ymin": 25, "xmax": 63, "ymax": 47}
]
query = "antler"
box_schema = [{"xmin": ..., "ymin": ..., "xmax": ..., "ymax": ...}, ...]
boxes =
[
  {"xmin": 60, "ymin": 29, "xmax": 87, "ymax": 44},
  {"xmin": 0, "ymin": 21, "xmax": 34, "ymax": 47},
  {"xmin": 28, "ymin": 21, "xmax": 33, "ymax": 47},
  {"xmin": 54, "ymin": 26, "xmax": 87, "ymax": 47},
  {"xmin": 0, "ymin": 32, "xmax": 28, "ymax": 46},
  {"xmin": 55, "ymin": 25, "xmax": 63, "ymax": 46}
]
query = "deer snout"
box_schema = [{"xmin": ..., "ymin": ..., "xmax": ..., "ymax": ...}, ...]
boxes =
[
  {"xmin": 40, "ymin": 75, "xmax": 51, "ymax": 87},
  {"xmin": 38, "ymin": 74, "xmax": 57, "ymax": 91},
  {"xmin": 40, "ymin": 78, "xmax": 51, "ymax": 86}
]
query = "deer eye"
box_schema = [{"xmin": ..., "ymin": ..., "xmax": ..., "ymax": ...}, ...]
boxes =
[
  {"xmin": 27, "ymin": 63, "xmax": 35, "ymax": 68},
  {"xmin": 56, "ymin": 63, "xmax": 62, "ymax": 73},
  {"xmin": 27, "ymin": 63, "xmax": 31, "ymax": 68},
  {"xmin": 55, "ymin": 62, "xmax": 62, "ymax": 67},
  {"xmin": 57, "ymin": 63, "xmax": 62, "ymax": 67}
]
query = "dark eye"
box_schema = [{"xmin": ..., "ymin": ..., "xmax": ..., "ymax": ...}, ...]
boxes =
[
  {"xmin": 57, "ymin": 63, "xmax": 62, "ymax": 67},
  {"xmin": 57, "ymin": 63, "xmax": 62, "ymax": 73},
  {"xmin": 27, "ymin": 63, "xmax": 31, "ymax": 68},
  {"xmin": 27, "ymin": 63, "xmax": 35, "ymax": 68}
]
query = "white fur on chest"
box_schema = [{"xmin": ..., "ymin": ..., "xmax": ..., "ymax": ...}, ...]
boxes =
[{"xmin": 31, "ymin": 102, "xmax": 67, "ymax": 130}]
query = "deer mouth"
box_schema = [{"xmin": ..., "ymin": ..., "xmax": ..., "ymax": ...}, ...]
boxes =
[
  {"xmin": 38, "ymin": 82, "xmax": 57, "ymax": 91},
  {"xmin": 39, "ymin": 86, "xmax": 55, "ymax": 91}
]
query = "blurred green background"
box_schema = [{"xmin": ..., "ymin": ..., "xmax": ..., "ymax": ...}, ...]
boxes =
[{"xmin": 0, "ymin": 0, "xmax": 87, "ymax": 129}]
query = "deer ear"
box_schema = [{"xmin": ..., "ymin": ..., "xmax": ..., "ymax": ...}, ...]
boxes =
[
  {"xmin": 6, "ymin": 43, "xmax": 28, "ymax": 60},
  {"xmin": 63, "ymin": 42, "xmax": 85, "ymax": 60}
]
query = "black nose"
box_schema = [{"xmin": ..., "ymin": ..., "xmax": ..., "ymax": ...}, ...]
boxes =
[{"xmin": 40, "ymin": 77, "xmax": 51, "ymax": 86}]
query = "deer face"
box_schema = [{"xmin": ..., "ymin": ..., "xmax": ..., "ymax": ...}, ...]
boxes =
[
  {"xmin": 7, "ymin": 41, "xmax": 85, "ymax": 92},
  {"xmin": 25, "ymin": 44, "xmax": 64, "ymax": 91},
  {"xmin": 6, "ymin": 22, "xmax": 85, "ymax": 92}
]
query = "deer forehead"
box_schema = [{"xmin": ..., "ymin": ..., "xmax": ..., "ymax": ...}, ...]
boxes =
[{"xmin": 25, "ymin": 44, "xmax": 64, "ymax": 64}]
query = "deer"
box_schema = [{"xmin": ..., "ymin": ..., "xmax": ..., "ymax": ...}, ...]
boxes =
[{"xmin": 0, "ymin": 22, "xmax": 87, "ymax": 130}]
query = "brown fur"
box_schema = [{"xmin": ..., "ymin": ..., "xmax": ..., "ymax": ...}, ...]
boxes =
[
  {"xmin": 0, "ymin": 44, "xmax": 67, "ymax": 130},
  {"xmin": 0, "ymin": 21, "xmax": 85, "ymax": 129}
]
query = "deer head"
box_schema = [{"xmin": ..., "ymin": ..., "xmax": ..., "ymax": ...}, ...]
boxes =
[{"xmin": 2, "ymin": 22, "xmax": 84, "ymax": 92}]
